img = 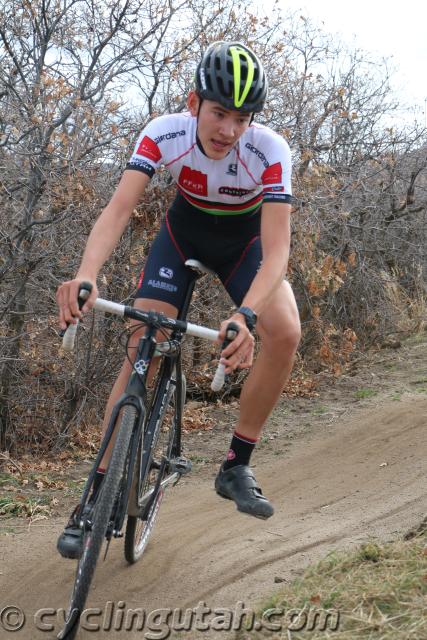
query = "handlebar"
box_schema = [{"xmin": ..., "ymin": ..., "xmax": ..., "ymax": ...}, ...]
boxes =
[
  {"xmin": 210, "ymin": 322, "xmax": 239, "ymax": 391},
  {"xmin": 61, "ymin": 283, "xmax": 238, "ymax": 391},
  {"xmin": 61, "ymin": 284, "xmax": 92, "ymax": 350}
]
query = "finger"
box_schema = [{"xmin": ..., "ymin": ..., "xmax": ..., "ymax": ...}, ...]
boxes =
[
  {"xmin": 236, "ymin": 349, "xmax": 253, "ymax": 367},
  {"xmin": 222, "ymin": 334, "xmax": 254, "ymax": 359},
  {"xmin": 57, "ymin": 287, "xmax": 72, "ymax": 329},
  {"xmin": 221, "ymin": 330, "xmax": 248, "ymax": 357},
  {"xmin": 217, "ymin": 325, "xmax": 226, "ymax": 342},
  {"xmin": 62, "ymin": 304, "xmax": 78, "ymax": 326},
  {"xmin": 221, "ymin": 350, "xmax": 246, "ymax": 372},
  {"xmin": 218, "ymin": 321, "xmax": 237, "ymax": 343},
  {"xmin": 56, "ymin": 287, "xmax": 65, "ymax": 325},
  {"xmin": 67, "ymin": 281, "xmax": 83, "ymax": 319},
  {"xmin": 82, "ymin": 287, "xmax": 97, "ymax": 313},
  {"xmin": 227, "ymin": 340, "xmax": 255, "ymax": 370},
  {"xmin": 58, "ymin": 306, "xmax": 67, "ymax": 331},
  {"xmin": 238, "ymin": 356, "xmax": 253, "ymax": 369}
]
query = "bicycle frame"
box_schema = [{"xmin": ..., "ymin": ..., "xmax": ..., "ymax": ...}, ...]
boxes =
[{"xmin": 76, "ymin": 269, "xmax": 200, "ymax": 535}]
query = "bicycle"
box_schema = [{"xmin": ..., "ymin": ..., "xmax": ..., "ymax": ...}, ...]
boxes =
[{"xmin": 57, "ymin": 259, "xmax": 238, "ymax": 640}]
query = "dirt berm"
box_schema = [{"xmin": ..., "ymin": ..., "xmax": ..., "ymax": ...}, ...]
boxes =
[{"xmin": 1, "ymin": 335, "xmax": 426, "ymax": 639}]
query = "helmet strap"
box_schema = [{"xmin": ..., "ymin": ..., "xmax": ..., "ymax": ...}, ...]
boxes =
[
  {"xmin": 194, "ymin": 98, "xmax": 208, "ymax": 156},
  {"xmin": 197, "ymin": 97, "xmax": 203, "ymax": 119}
]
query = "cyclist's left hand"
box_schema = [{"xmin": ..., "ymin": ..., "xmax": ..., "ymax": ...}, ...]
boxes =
[{"xmin": 218, "ymin": 315, "xmax": 255, "ymax": 373}]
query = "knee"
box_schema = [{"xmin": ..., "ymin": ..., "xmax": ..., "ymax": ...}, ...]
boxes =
[
  {"xmin": 287, "ymin": 320, "xmax": 302, "ymax": 354},
  {"xmin": 259, "ymin": 318, "xmax": 301, "ymax": 359}
]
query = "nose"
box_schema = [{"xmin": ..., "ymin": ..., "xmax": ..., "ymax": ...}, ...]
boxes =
[{"xmin": 218, "ymin": 118, "xmax": 235, "ymax": 139}]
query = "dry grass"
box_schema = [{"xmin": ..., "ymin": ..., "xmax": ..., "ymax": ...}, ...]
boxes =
[{"xmin": 237, "ymin": 521, "xmax": 427, "ymax": 639}]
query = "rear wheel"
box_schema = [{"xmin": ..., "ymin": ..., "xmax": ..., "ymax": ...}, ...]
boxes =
[
  {"xmin": 124, "ymin": 373, "xmax": 185, "ymax": 564},
  {"xmin": 58, "ymin": 406, "xmax": 137, "ymax": 640}
]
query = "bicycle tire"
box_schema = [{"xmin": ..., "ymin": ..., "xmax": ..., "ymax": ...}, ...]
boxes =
[
  {"xmin": 58, "ymin": 405, "xmax": 138, "ymax": 640},
  {"xmin": 124, "ymin": 373, "xmax": 185, "ymax": 564}
]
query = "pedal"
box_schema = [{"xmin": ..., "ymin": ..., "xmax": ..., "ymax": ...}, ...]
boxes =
[{"xmin": 168, "ymin": 457, "xmax": 192, "ymax": 476}]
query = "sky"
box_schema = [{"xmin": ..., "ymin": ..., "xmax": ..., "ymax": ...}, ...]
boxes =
[{"xmin": 277, "ymin": 0, "xmax": 427, "ymax": 121}]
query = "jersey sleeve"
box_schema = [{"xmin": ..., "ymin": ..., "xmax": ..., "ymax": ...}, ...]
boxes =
[
  {"xmin": 262, "ymin": 135, "xmax": 293, "ymax": 205},
  {"xmin": 125, "ymin": 119, "xmax": 164, "ymax": 179}
]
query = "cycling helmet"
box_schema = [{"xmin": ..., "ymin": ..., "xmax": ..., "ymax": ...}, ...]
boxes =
[{"xmin": 195, "ymin": 41, "xmax": 267, "ymax": 113}]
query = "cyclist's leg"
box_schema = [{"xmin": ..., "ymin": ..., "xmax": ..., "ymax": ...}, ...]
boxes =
[
  {"xmin": 220, "ymin": 236, "xmax": 301, "ymax": 440},
  {"xmin": 236, "ymin": 281, "xmax": 301, "ymax": 437},
  {"xmin": 215, "ymin": 237, "xmax": 301, "ymax": 518}
]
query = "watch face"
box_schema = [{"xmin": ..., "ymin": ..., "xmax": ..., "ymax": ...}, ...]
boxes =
[{"xmin": 238, "ymin": 307, "xmax": 257, "ymax": 330}]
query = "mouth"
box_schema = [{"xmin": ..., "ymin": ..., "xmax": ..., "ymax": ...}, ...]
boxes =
[{"xmin": 211, "ymin": 138, "xmax": 232, "ymax": 151}]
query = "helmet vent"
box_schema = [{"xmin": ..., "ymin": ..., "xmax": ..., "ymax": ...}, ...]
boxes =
[
  {"xmin": 217, "ymin": 76, "xmax": 227, "ymax": 97},
  {"xmin": 195, "ymin": 41, "xmax": 268, "ymax": 112}
]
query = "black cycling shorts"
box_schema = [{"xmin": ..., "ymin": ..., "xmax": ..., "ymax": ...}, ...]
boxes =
[{"xmin": 135, "ymin": 193, "xmax": 262, "ymax": 310}]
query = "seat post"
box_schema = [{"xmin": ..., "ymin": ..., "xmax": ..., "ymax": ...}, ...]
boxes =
[
  {"xmin": 177, "ymin": 275, "xmax": 198, "ymax": 322},
  {"xmin": 177, "ymin": 259, "xmax": 214, "ymax": 321}
]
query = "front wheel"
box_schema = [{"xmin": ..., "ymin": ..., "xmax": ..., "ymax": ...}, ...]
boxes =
[
  {"xmin": 58, "ymin": 405, "xmax": 137, "ymax": 640},
  {"xmin": 124, "ymin": 374, "xmax": 185, "ymax": 564}
]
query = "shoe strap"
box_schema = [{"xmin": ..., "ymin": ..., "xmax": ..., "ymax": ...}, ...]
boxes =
[{"xmin": 228, "ymin": 466, "xmax": 263, "ymax": 492}]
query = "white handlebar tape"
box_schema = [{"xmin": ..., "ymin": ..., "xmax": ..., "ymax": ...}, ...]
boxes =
[
  {"xmin": 62, "ymin": 321, "xmax": 79, "ymax": 351},
  {"xmin": 61, "ymin": 287, "xmax": 91, "ymax": 351},
  {"xmin": 211, "ymin": 362, "xmax": 226, "ymax": 392}
]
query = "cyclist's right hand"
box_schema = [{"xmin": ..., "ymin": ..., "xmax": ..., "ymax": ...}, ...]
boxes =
[{"xmin": 56, "ymin": 277, "xmax": 98, "ymax": 330}]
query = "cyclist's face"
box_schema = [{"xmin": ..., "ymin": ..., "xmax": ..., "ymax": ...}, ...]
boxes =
[{"xmin": 188, "ymin": 92, "xmax": 252, "ymax": 159}]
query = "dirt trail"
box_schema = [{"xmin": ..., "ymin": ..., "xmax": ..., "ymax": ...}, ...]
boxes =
[{"xmin": 1, "ymin": 337, "xmax": 427, "ymax": 639}]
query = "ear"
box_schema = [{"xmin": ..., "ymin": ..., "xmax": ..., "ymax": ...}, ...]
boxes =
[{"xmin": 187, "ymin": 91, "xmax": 200, "ymax": 116}]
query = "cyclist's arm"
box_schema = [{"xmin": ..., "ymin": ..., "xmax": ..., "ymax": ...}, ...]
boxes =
[
  {"xmin": 238, "ymin": 201, "xmax": 291, "ymax": 317},
  {"xmin": 77, "ymin": 171, "xmax": 150, "ymax": 279},
  {"xmin": 57, "ymin": 170, "xmax": 150, "ymax": 328},
  {"xmin": 219, "ymin": 201, "xmax": 291, "ymax": 371}
]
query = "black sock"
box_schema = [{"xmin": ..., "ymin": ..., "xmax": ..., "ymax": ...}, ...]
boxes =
[
  {"xmin": 89, "ymin": 468, "xmax": 105, "ymax": 502},
  {"xmin": 223, "ymin": 431, "xmax": 257, "ymax": 471}
]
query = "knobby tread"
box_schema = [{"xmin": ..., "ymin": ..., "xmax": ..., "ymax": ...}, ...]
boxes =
[
  {"xmin": 59, "ymin": 405, "xmax": 137, "ymax": 640},
  {"xmin": 124, "ymin": 372, "xmax": 181, "ymax": 564}
]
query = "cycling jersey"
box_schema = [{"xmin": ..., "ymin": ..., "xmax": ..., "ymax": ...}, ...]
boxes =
[
  {"xmin": 126, "ymin": 112, "xmax": 292, "ymax": 215},
  {"xmin": 128, "ymin": 111, "xmax": 292, "ymax": 310}
]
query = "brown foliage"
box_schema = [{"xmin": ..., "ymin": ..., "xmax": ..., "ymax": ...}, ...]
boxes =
[{"xmin": 0, "ymin": 2, "xmax": 426, "ymax": 455}]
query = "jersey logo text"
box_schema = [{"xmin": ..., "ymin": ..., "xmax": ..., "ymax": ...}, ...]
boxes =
[
  {"xmin": 136, "ymin": 136, "xmax": 161, "ymax": 162},
  {"xmin": 178, "ymin": 166, "xmax": 208, "ymax": 196},
  {"xmin": 245, "ymin": 142, "xmax": 269, "ymax": 168},
  {"xmin": 262, "ymin": 162, "xmax": 282, "ymax": 185},
  {"xmin": 219, "ymin": 186, "xmax": 254, "ymax": 197},
  {"xmin": 127, "ymin": 158, "xmax": 155, "ymax": 176},
  {"xmin": 266, "ymin": 185, "xmax": 284, "ymax": 192},
  {"xmin": 147, "ymin": 279, "xmax": 177, "ymax": 293},
  {"xmin": 154, "ymin": 130, "xmax": 186, "ymax": 144}
]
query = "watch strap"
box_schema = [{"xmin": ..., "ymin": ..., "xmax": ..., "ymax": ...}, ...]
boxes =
[{"xmin": 236, "ymin": 306, "xmax": 257, "ymax": 331}]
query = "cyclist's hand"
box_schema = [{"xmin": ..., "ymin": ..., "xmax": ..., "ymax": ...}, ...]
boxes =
[
  {"xmin": 218, "ymin": 315, "xmax": 255, "ymax": 373},
  {"xmin": 56, "ymin": 278, "xmax": 98, "ymax": 330}
]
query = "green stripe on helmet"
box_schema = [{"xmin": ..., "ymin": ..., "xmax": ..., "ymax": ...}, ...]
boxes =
[{"xmin": 230, "ymin": 46, "xmax": 255, "ymax": 109}]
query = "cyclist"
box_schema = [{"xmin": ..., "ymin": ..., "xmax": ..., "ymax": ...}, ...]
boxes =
[{"xmin": 57, "ymin": 41, "xmax": 301, "ymax": 558}]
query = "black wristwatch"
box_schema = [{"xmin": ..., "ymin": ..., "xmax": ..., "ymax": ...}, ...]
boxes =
[{"xmin": 236, "ymin": 306, "xmax": 258, "ymax": 332}]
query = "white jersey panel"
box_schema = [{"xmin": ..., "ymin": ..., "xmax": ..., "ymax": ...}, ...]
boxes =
[{"xmin": 127, "ymin": 112, "xmax": 292, "ymax": 215}]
